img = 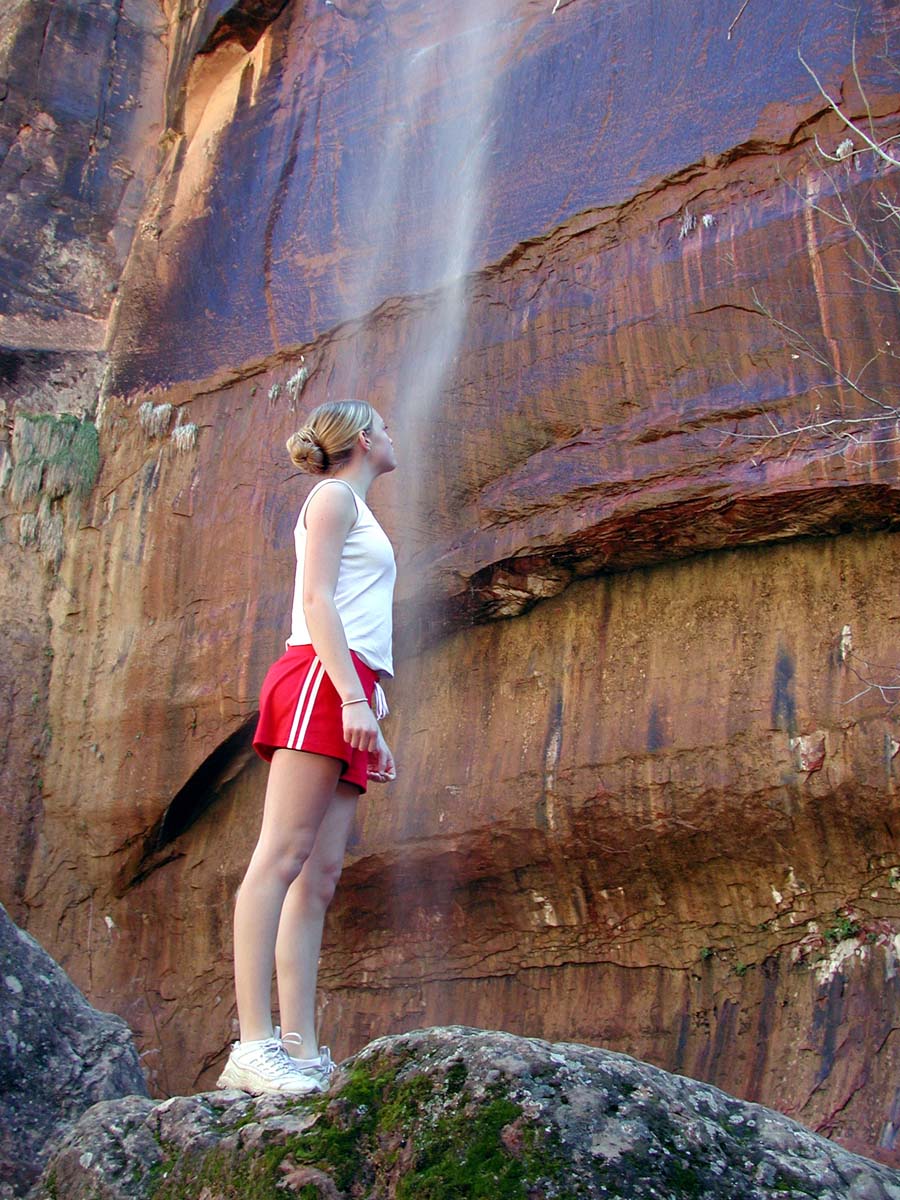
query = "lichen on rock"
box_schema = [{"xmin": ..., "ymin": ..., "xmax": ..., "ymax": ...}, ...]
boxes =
[
  {"xmin": 2, "ymin": 411, "xmax": 100, "ymax": 569},
  {"xmin": 29, "ymin": 1028, "xmax": 900, "ymax": 1200}
]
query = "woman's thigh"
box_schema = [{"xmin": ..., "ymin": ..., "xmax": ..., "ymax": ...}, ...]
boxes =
[
  {"xmin": 278, "ymin": 782, "xmax": 359, "ymax": 913},
  {"xmin": 304, "ymin": 782, "xmax": 359, "ymax": 877},
  {"xmin": 252, "ymin": 750, "xmax": 344, "ymax": 863}
]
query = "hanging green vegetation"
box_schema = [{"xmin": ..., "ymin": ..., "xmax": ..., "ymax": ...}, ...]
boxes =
[{"xmin": 6, "ymin": 412, "xmax": 100, "ymax": 507}]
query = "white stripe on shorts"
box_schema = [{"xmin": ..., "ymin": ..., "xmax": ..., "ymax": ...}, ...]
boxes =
[
  {"xmin": 286, "ymin": 655, "xmax": 324, "ymax": 749},
  {"xmin": 292, "ymin": 660, "xmax": 326, "ymax": 750}
]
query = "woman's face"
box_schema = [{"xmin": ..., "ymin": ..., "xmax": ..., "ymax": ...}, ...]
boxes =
[{"xmin": 365, "ymin": 412, "xmax": 397, "ymax": 474}]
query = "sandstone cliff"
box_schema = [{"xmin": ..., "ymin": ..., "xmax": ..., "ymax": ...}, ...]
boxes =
[{"xmin": 1, "ymin": 0, "xmax": 899, "ymax": 1169}]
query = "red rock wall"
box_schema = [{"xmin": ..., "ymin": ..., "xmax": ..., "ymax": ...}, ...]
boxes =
[
  {"xmin": 0, "ymin": 0, "xmax": 166, "ymax": 913},
  {"xmin": 4, "ymin": 0, "xmax": 900, "ymax": 1167}
]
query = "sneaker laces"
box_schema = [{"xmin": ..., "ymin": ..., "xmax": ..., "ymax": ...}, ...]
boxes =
[
  {"xmin": 281, "ymin": 1030, "xmax": 305, "ymax": 1057},
  {"xmin": 281, "ymin": 1030, "xmax": 334, "ymax": 1076},
  {"xmin": 250, "ymin": 1037, "xmax": 303, "ymax": 1083},
  {"xmin": 317, "ymin": 1046, "xmax": 335, "ymax": 1078}
]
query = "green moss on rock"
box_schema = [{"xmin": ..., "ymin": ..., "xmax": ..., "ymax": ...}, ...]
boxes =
[
  {"xmin": 397, "ymin": 1096, "xmax": 525, "ymax": 1199},
  {"xmin": 50, "ymin": 1029, "xmax": 896, "ymax": 1200},
  {"xmin": 6, "ymin": 411, "xmax": 100, "ymax": 507},
  {"xmin": 146, "ymin": 1052, "xmax": 574, "ymax": 1200}
]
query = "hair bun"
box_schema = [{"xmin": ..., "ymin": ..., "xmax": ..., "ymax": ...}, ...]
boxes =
[
  {"xmin": 286, "ymin": 428, "xmax": 329, "ymax": 474},
  {"xmin": 286, "ymin": 399, "xmax": 375, "ymax": 476}
]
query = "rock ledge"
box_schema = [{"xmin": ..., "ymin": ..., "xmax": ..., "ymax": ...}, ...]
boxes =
[{"xmin": 32, "ymin": 1026, "xmax": 900, "ymax": 1199}]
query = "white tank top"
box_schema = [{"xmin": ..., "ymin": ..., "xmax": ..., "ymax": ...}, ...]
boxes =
[{"xmin": 286, "ymin": 478, "xmax": 396, "ymax": 678}]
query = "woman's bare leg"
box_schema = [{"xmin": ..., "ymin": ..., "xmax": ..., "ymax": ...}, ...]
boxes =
[
  {"xmin": 275, "ymin": 782, "xmax": 359, "ymax": 1056},
  {"xmin": 233, "ymin": 749, "xmax": 342, "ymax": 1043}
]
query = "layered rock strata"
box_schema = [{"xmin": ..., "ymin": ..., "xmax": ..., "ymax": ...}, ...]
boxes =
[{"xmin": 0, "ymin": 0, "xmax": 166, "ymax": 913}]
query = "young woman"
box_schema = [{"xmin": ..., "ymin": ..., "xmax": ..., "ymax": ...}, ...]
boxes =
[{"xmin": 218, "ymin": 399, "xmax": 397, "ymax": 1095}]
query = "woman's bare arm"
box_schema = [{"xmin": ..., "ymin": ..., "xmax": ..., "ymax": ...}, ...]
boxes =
[{"xmin": 302, "ymin": 483, "xmax": 381, "ymax": 754}]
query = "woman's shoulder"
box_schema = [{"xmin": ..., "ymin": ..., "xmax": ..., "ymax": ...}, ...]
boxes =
[{"xmin": 299, "ymin": 477, "xmax": 360, "ymax": 529}]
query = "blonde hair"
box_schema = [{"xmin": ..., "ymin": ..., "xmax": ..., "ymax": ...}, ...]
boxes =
[{"xmin": 286, "ymin": 400, "xmax": 375, "ymax": 475}]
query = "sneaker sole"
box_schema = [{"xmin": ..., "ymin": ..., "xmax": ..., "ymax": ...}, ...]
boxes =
[
  {"xmin": 216, "ymin": 1063, "xmax": 321, "ymax": 1096},
  {"xmin": 293, "ymin": 1070, "xmax": 332, "ymax": 1091}
]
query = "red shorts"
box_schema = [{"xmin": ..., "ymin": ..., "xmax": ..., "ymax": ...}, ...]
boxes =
[{"xmin": 253, "ymin": 645, "xmax": 379, "ymax": 793}]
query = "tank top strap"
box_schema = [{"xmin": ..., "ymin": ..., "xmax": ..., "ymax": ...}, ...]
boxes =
[{"xmin": 299, "ymin": 477, "xmax": 361, "ymax": 528}]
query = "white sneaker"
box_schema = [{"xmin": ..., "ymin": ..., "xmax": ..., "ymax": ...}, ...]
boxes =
[
  {"xmin": 216, "ymin": 1036, "xmax": 322, "ymax": 1095},
  {"xmin": 281, "ymin": 1031, "xmax": 336, "ymax": 1091}
]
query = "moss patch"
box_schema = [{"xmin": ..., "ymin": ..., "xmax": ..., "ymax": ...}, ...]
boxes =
[
  {"xmin": 7, "ymin": 411, "xmax": 100, "ymax": 506},
  {"xmin": 396, "ymin": 1096, "xmax": 544, "ymax": 1200},
  {"xmin": 148, "ymin": 1063, "xmax": 396, "ymax": 1200},
  {"xmin": 3, "ymin": 411, "xmax": 100, "ymax": 569},
  {"xmin": 147, "ymin": 1053, "xmax": 574, "ymax": 1200}
]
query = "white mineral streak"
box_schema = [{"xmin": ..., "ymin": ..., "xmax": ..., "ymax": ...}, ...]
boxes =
[
  {"xmin": 138, "ymin": 401, "xmax": 173, "ymax": 437},
  {"xmin": 286, "ymin": 362, "xmax": 308, "ymax": 405},
  {"xmin": 815, "ymin": 937, "xmax": 867, "ymax": 986},
  {"xmin": 531, "ymin": 891, "xmax": 560, "ymax": 926},
  {"xmin": 884, "ymin": 936, "xmax": 900, "ymax": 981},
  {"xmin": 171, "ymin": 423, "xmax": 198, "ymax": 452},
  {"xmin": 840, "ymin": 624, "xmax": 853, "ymax": 660}
]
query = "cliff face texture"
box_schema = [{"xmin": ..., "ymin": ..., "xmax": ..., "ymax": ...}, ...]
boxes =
[
  {"xmin": 0, "ymin": 0, "xmax": 166, "ymax": 936},
  {"xmin": 3, "ymin": 0, "xmax": 900, "ymax": 1169}
]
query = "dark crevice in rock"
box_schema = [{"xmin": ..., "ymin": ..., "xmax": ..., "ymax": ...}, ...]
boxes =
[
  {"xmin": 198, "ymin": 0, "xmax": 294, "ymax": 55},
  {"xmin": 121, "ymin": 715, "xmax": 258, "ymax": 892},
  {"xmin": 86, "ymin": 0, "xmax": 126, "ymax": 168},
  {"xmin": 35, "ymin": 3, "xmax": 53, "ymax": 72}
]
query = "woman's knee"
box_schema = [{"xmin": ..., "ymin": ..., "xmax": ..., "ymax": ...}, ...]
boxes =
[
  {"xmin": 251, "ymin": 836, "xmax": 317, "ymax": 887},
  {"xmin": 301, "ymin": 858, "xmax": 344, "ymax": 908}
]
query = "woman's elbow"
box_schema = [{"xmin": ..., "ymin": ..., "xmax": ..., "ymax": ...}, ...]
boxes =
[{"xmin": 302, "ymin": 590, "xmax": 333, "ymax": 621}]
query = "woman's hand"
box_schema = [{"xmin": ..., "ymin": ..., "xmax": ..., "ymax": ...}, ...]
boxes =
[
  {"xmin": 342, "ymin": 700, "xmax": 380, "ymax": 753},
  {"xmin": 367, "ymin": 728, "xmax": 396, "ymax": 783}
]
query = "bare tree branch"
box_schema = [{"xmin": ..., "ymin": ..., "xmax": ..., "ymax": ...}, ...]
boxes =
[
  {"xmin": 798, "ymin": 46, "xmax": 900, "ymax": 167},
  {"xmin": 750, "ymin": 290, "xmax": 899, "ymax": 413},
  {"xmin": 727, "ymin": 0, "xmax": 752, "ymax": 41}
]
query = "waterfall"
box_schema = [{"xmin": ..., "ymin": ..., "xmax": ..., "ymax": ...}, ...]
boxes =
[{"xmin": 334, "ymin": 2, "xmax": 506, "ymax": 547}]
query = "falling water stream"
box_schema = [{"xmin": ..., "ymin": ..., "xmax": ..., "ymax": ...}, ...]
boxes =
[
  {"xmin": 315, "ymin": 1, "xmax": 512, "ymax": 1021},
  {"xmin": 334, "ymin": 2, "xmax": 506, "ymax": 547}
]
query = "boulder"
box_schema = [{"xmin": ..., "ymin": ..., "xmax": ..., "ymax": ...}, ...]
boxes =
[
  {"xmin": 0, "ymin": 903, "xmax": 148, "ymax": 1198},
  {"xmin": 31, "ymin": 1027, "xmax": 900, "ymax": 1199}
]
